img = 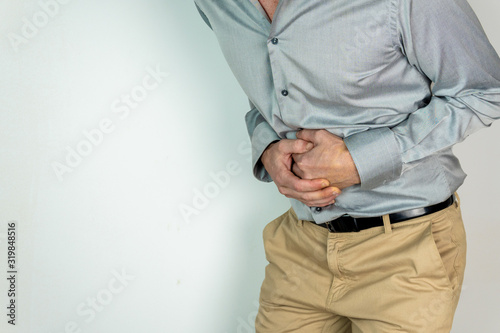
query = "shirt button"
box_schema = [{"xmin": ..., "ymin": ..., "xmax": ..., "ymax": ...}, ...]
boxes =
[
  {"xmin": 271, "ymin": 37, "xmax": 279, "ymax": 45},
  {"xmin": 281, "ymin": 89, "xmax": 289, "ymax": 96},
  {"xmin": 315, "ymin": 207, "xmax": 322, "ymax": 213}
]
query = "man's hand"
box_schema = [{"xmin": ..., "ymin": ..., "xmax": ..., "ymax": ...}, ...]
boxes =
[
  {"xmin": 292, "ymin": 129, "xmax": 361, "ymax": 190},
  {"xmin": 261, "ymin": 139, "xmax": 341, "ymax": 207}
]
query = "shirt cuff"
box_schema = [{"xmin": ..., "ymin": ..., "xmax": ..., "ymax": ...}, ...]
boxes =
[
  {"xmin": 251, "ymin": 122, "xmax": 281, "ymax": 182},
  {"xmin": 344, "ymin": 127, "xmax": 403, "ymax": 190}
]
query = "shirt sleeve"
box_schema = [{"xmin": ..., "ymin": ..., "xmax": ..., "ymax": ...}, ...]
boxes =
[
  {"xmin": 345, "ymin": 0, "xmax": 500, "ymax": 190},
  {"xmin": 246, "ymin": 101, "xmax": 281, "ymax": 182},
  {"xmin": 194, "ymin": 1, "xmax": 212, "ymax": 30}
]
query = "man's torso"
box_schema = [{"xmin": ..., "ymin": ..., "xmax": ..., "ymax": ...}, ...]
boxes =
[{"xmin": 193, "ymin": 0, "xmax": 483, "ymax": 221}]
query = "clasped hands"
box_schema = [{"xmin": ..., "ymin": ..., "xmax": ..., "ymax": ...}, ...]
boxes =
[{"xmin": 261, "ymin": 129, "xmax": 360, "ymax": 207}]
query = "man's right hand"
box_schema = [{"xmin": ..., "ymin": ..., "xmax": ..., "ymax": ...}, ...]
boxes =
[{"xmin": 261, "ymin": 139, "xmax": 341, "ymax": 207}]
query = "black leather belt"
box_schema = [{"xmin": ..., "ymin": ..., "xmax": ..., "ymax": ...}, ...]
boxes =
[{"xmin": 315, "ymin": 195, "xmax": 455, "ymax": 233}]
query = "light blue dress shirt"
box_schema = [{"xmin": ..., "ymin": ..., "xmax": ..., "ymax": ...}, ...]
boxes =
[{"xmin": 194, "ymin": 0, "xmax": 500, "ymax": 223}]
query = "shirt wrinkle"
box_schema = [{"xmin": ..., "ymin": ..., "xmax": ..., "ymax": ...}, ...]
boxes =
[{"xmin": 194, "ymin": 0, "xmax": 500, "ymax": 222}]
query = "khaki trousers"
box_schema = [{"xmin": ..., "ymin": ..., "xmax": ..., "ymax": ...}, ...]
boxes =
[{"xmin": 256, "ymin": 198, "xmax": 466, "ymax": 333}]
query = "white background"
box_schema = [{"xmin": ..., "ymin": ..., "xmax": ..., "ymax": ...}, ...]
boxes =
[{"xmin": 0, "ymin": 0, "xmax": 499, "ymax": 332}]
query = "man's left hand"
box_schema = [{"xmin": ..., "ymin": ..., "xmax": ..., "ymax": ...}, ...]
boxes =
[{"xmin": 292, "ymin": 129, "xmax": 361, "ymax": 190}]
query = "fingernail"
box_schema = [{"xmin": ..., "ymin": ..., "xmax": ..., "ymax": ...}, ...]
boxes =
[
  {"xmin": 322, "ymin": 181, "xmax": 329, "ymax": 187},
  {"xmin": 331, "ymin": 188, "xmax": 339, "ymax": 196},
  {"xmin": 306, "ymin": 142, "xmax": 313, "ymax": 150}
]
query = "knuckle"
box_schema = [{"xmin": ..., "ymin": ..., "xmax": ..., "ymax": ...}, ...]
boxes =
[
  {"xmin": 316, "ymin": 192, "xmax": 328, "ymax": 200},
  {"xmin": 302, "ymin": 192, "xmax": 313, "ymax": 201},
  {"xmin": 292, "ymin": 182, "xmax": 303, "ymax": 192},
  {"xmin": 299, "ymin": 156, "xmax": 310, "ymax": 165},
  {"xmin": 318, "ymin": 130, "xmax": 328, "ymax": 140},
  {"xmin": 293, "ymin": 140, "xmax": 303, "ymax": 151},
  {"xmin": 275, "ymin": 140, "xmax": 286, "ymax": 152}
]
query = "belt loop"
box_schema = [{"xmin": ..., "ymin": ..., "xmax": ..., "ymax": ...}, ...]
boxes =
[
  {"xmin": 454, "ymin": 192, "xmax": 460, "ymax": 208},
  {"xmin": 383, "ymin": 214, "xmax": 392, "ymax": 234}
]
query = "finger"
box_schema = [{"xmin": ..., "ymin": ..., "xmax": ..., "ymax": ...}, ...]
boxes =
[
  {"xmin": 305, "ymin": 197, "xmax": 337, "ymax": 207},
  {"xmin": 303, "ymin": 194, "xmax": 338, "ymax": 207},
  {"xmin": 278, "ymin": 139, "xmax": 314, "ymax": 155},
  {"xmin": 280, "ymin": 186, "xmax": 339, "ymax": 206},
  {"xmin": 291, "ymin": 152, "xmax": 307, "ymax": 165},
  {"xmin": 291, "ymin": 163, "xmax": 304, "ymax": 179},
  {"xmin": 279, "ymin": 183, "xmax": 339, "ymax": 201},
  {"xmin": 300, "ymin": 186, "xmax": 340, "ymax": 202},
  {"xmin": 296, "ymin": 129, "xmax": 320, "ymax": 142},
  {"xmin": 277, "ymin": 170, "xmax": 330, "ymax": 192}
]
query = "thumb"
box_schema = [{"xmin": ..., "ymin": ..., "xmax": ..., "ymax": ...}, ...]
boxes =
[
  {"xmin": 296, "ymin": 129, "xmax": 316, "ymax": 142},
  {"xmin": 279, "ymin": 139, "xmax": 314, "ymax": 154}
]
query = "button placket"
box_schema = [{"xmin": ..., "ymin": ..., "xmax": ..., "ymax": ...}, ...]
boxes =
[
  {"xmin": 267, "ymin": 33, "xmax": 287, "ymax": 119},
  {"xmin": 269, "ymin": 37, "xmax": 288, "ymax": 99}
]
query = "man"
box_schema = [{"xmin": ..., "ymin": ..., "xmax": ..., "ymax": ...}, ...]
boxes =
[{"xmin": 194, "ymin": 0, "xmax": 500, "ymax": 332}]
